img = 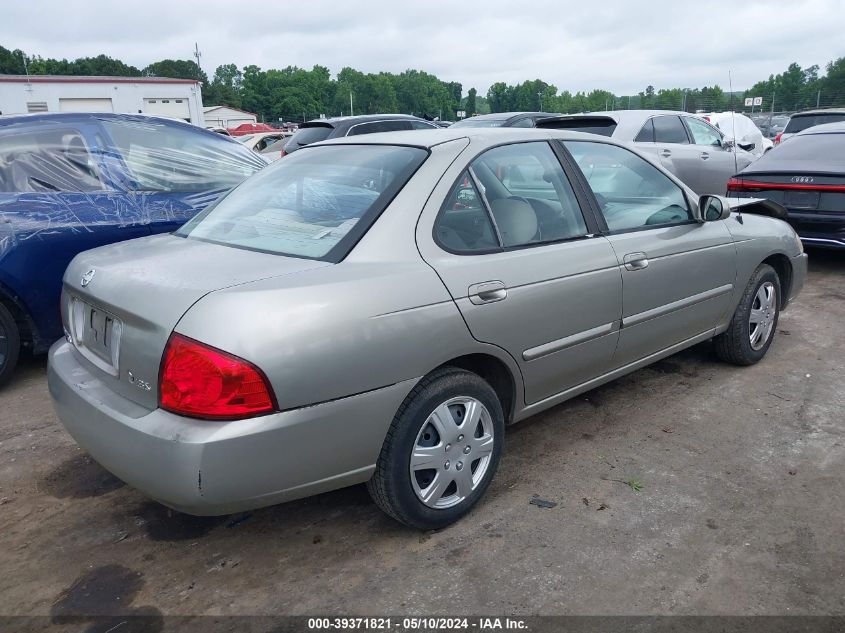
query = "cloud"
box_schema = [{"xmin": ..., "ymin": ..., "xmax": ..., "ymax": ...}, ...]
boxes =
[{"xmin": 3, "ymin": 0, "xmax": 843, "ymax": 95}]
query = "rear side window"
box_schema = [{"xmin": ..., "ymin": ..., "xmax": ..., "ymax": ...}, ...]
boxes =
[
  {"xmin": 436, "ymin": 171, "xmax": 499, "ymax": 253},
  {"xmin": 435, "ymin": 141, "xmax": 588, "ymax": 252},
  {"xmin": 177, "ymin": 145, "xmax": 427, "ymax": 261},
  {"xmin": 0, "ymin": 128, "xmax": 104, "ymax": 193},
  {"xmin": 286, "ymin": 125, "xmax": 333, "ymax": 148},
  {"xmin": 540, "ymin": 118, "xmax": 618, "ymax": 137},
  {"xmin": 784, "ymin": 113, "xmax": 845, "ymax": 134},
  {"xmin": 101, "ymin": 119, "xmax": 264, "ymax": 192},
  {"xmin": 653, "ymin": 116, "xmax": 689, "ymax": 144},
  {"xmin": 347, "ymin": 120, "xmax": 412, "ymax": 135},
  {"xmin": 564, "ymin": 140, "xmax": 691, "ymax": 231}
]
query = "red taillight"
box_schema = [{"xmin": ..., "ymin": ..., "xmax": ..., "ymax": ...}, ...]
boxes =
[
  {"xmin": 727, "ymin": 177, "xmax": 845, "ymax": 193},
  {"xmin": 278, "ymin": 148, "xmax": 287, "ymax": 158},
  {"xmin": 774, "ymin": 132, "xmax": 783, "ymax": 145},
  {"xmin": 159, "ymin": 334, "xmax": 275, "ymax": 420}
]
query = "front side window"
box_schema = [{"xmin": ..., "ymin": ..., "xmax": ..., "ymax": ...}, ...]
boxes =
[
  {"xmin": 434, "ymin": 141, "xmax": 588, "ymax": 252},
  {"xmin": 652, "ymin": 115, "xmax": 689, "ymax": 144},
  {"xmin": 564, "ymin": 140, "xmax": 692, "ymax": 232},
  {"xmin": 0, "ymin": 128, "xmax": 104, "ymax": 193},
  {"xmin": 178, "ymin": 144, "xmax": 427, "ymax": 260},
  {"xmin": 101, "ymin": 119, "xmax": 265, "ymax": 192},
  {"xmin": 685, "ymin": 117, "xmax": 722, "ymax": 146},
  {"xmin": 510, "ymin": 117, "xmax": 534, "ymax": 128}
]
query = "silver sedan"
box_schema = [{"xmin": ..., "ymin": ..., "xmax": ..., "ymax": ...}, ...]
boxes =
[
  {"xmin": 537, "ymin": 110, "xmax": 758, "ymax": 195},
  {"xmin": 48, "ymin": 128, "xmax": 807, "ymax": 529}
]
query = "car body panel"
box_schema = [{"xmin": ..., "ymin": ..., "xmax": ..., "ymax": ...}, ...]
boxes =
[{"xmin": 49, "ymin": 127, "xmax": 807, "ymax": 516}]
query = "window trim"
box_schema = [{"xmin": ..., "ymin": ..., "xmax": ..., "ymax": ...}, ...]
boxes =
[
  {"xmin": 559, "ymin": 138, "xmax": 695, "ymax": 235},
  {"xmin": 432, "ymin": 140, "xmax": 600, "ymax": 256}
]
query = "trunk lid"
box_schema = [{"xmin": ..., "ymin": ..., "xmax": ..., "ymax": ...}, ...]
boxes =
[{"xmin": 62, "ymin": 233, "xmax": 330, "ymax": 410}]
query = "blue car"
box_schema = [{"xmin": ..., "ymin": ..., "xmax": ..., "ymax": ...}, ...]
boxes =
[{"xmin": 0, "ymin": 112, "xmax": 266, "ymax": 385}]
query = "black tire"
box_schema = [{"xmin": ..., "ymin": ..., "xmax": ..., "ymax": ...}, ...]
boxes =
[
  {"xmin": 714, "ymin": 263, "xmax": 781, "ymax": 366},
  {"xmin": 0, "ymin": 301, "xmax": 21, "ymax": 388},
  {"xmin": 367, "ymin": 367, "xmax": 505, "ymax": 530}
]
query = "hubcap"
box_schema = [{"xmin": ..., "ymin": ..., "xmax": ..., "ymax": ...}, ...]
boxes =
[
  {"xmin": 410, "ymin": 396, "xmax": 495, "ymax": 509},
  {"xmin": 749, "ymin": 281, "xmax": 776, "ymax": 351}
]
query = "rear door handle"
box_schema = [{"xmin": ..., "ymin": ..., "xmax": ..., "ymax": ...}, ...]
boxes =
[
  {"xmin": 700, "ymin": 151, "xmax": 710, "ymax": 160},
  {"xmin": 660, "ymin": 149, "xmax": 672, "ymax": 158},
  {"xmin": 468, "ymin": 280, "xmax": 507, "ymax": 305},
  {"xmin": 623, "ymin": 252, "xmax": 649, "ymax": 271}
]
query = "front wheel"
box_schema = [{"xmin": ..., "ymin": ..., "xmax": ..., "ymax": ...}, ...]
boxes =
[
  {"xmin": 0, "ymin": 302, "xmax": 21, "ymax": 388},
  {"xmin": 714, "ymin": 263, "xmax": 780, "ymax": 365},
  {"xmin": 367, "ymin": 367, "xmax": 504, "ymax": 529}
]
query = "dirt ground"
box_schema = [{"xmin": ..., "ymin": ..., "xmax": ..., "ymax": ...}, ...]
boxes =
[{"xmin": 1, "ymin": 250, "xmax": 843, "ymax": 621}]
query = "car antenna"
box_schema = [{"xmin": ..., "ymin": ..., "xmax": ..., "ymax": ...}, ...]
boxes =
[{"xmin": 728, "ymin": 70, "xmax": 743, "ymax": 224}]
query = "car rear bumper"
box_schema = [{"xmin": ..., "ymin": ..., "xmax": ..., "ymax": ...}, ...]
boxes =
[{"xmin": 48, "ymin": 340, "xmax": 417, "ymax": 515}]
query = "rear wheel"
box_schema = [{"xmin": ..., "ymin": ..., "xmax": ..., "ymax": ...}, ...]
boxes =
[
  {"xmin": 0, "ymin": 302, "xmax": 21, "ymax": 388},
  {"xmin": 367, "ymin": 367, "xmax": 504, "ymax": 529},
  {"xmin": 714, "ymin": 264, "xmax": 780, "ymax": 365}
]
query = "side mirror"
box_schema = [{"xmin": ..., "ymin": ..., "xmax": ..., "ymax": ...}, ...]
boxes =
[
  {"xmin": 722, "ymin": 135, "xmax": 736, "ymax": 149},
  {"xmin": 699, "ymin": 195, "xmax": 731, "ymax": 222}
]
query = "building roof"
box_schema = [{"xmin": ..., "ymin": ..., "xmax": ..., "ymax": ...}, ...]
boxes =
[
  {"xmin": 203, "ymin": 105, "xmax": 257, "ymax": 116},
  {"xmin": 0, "ymin": 74, "xmax": 200, "ymax": 85}
]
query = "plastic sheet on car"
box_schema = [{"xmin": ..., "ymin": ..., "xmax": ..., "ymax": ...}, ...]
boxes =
[{"xmin": 0, "ymin": 113, "xmax": 267, "ymax": 259}]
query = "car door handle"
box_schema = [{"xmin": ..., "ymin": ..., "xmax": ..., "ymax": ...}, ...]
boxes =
[
  {"xmin": 623, "ymin": 252, "xmax": 649, "ymax": 271},
  {"xmin": 700, "ymin": 152, "xmax": 710, "ymax": 160},
  {"xmin": 660, "ymin": 149, "xmax": 672, "ymax": 158},
  {"xmin": 468, "ymin": 281, "xmax": 507, "ymax": 305}
]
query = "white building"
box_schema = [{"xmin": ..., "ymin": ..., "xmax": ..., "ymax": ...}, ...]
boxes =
[
  {"xmin": 0, "ymin": 75, "xmax": 205, "ymax": 125},
  {"xmin": 202, "ymin": 105, "xmax": 257, "ymax": 128}
]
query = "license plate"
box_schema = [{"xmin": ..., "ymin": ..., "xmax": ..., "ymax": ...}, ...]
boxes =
[
  {"xmin": 784, "ymin": 190, "xmax": 820, "ymax": 210},
  {"xmin": 69, "ymin": 298, "xmax": 122, "ymax": 373}
]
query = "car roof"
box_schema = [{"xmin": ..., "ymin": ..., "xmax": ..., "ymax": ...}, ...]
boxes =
[
  {"xmin": 795, "ymin": 121, "xmax": 845, "ymax": 135},
  {"xmin": 301, "ymin": 114, "xmax": 426, "ymax": 129},
  {"xmin": 458, "ymin": 112, "xmax": 556, "ymax": 121},
  {"xmin": 0, "ymin": 111, "xmax": 231, "ymax": 143},
  {"xmin": 790, "ymin": 108, "xmax": 845, "ymax": 116},
  {"xmin": 307, "ymin": 126, "xmax": 634, "ymax": 150}
]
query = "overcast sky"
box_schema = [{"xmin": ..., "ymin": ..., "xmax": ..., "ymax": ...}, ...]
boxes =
[{"xmin": 3, "ymin": 0, "xmax": 844, "ymax": 95}]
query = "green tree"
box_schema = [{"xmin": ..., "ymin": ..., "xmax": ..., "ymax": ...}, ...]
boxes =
[
  {"xmin": 143, "ymin": 59, "xmax": 206, "ymax": 83},
  {"xmin": 465, "ymin": 87, "xmax": 477, "ymax": 117}
]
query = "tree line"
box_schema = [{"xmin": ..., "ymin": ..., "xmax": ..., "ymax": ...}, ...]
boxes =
[{"xmin": 2, "ymin": 44, "xmax": 844, "ymax": 122}]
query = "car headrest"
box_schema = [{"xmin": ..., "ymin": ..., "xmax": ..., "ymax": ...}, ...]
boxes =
[{"xmin": 490, "ymin": 198, "xmax": 538, "ymax": 246}]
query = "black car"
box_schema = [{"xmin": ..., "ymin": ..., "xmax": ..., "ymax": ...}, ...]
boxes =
[
  {"xmin": 281, "ymin": 114, "xmax": 439, "ymax": 155},
  {"xmin": 728, "ymin": 122, "xmax": 845, "ymax": 249},
  {"xmin": 449, "ymin": 112, "xmax": 559, "ymax": 129}
]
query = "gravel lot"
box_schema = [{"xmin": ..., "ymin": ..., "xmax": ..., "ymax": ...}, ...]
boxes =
[{"xmin": 1, "ymin": 250, "xmax": 843, "ymax": 620}]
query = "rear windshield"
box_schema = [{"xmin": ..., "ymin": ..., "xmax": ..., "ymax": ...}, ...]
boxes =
[
  {"xmin": 451, "ymin": 118, "xmax": 507, "ymax": 128},
  {"xmin": 784, "ymin": 113, "xmax": 845, "ymax": 134},
  {"xmin": 177, "ymin": 144, "xmax": 427, "ymax": 261},
  {"xmin": 285, "ymin": 125, "xmax": 333, "ymax": 148},
  {"xmin": 537, "ymin": 118, "xmax": 617, "ymax": 136},
  {"xmin": 758, "ymin": 133, "xmax": 845, "ymax": 168}
]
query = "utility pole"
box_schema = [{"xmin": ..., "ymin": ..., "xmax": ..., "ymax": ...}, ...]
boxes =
[
  {"xmin": 537, "ymin": 91, "xmax": 542, "ymax": 111},
  {"xmin": 193, "ymin": 43, "xmax": 202, "ymax": 79},
  {"xmin": 349, "ymin": 90, "xmax": 354, "ymax": 117},
  {"xmin": 817, "ymin": 90, "xmax": 821, "ymax": 107}
]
